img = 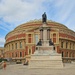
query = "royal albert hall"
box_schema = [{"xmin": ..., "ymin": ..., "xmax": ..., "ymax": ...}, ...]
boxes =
[{"xmin": 4, "ymin": 20, "xmax": 75, "ymax": 62}]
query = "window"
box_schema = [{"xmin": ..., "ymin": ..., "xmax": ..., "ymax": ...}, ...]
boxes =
[
  {"xmin": 15, "ymin": 43, "xmax": 17, "ymax": 49},
  {"xmin": 15, "ymin": 52, "xmax": 17, "ymax": 57},
  {"xmin": 53, "ymin": 33, "xmax": 56, "ymax": 43},
  {"xmin": 20, "ymin": 42, "xmax": 22, "ymax": 48},
  {"xmin": 9, "ymin": 45, "xmax": 10, "ymax": 50},
  {"xmin": 61, "ymin": 42, "xmax": 63, "ymax": 48},
  {"xmin": 20, "ymin": 52, "xmax": 22, "ymax": 57},
  {"xmin": 28, "ymin": 34, "xmax": 32, "ymax": 43},
  {"xmin": 29, "ymin": 49, "xmax": 31, "ymax": 55},
  {"xmin": 35, "ymin": 34, "xmax": 39, "ymax": 45},
  {"xmin": 28, "ymin": 34, "xmax": 31, "ymax": 37},
  {"xmin": 66, "ymin": 42, "xmax": 68, "ymax": 49},
  {"xmin": 12, "ymin": 53, "xmax": 14, "ymax": 57},
  {"xmin": 66, "ymin": 52, "xmax": 68, "ymax": 57},
  {"xmin": 28, "ymin": 38, "xmax": 31, "ymax": 43},
  {"xmin": 12, "ymin": 44, "xmax": 13, "ymax": 50}
]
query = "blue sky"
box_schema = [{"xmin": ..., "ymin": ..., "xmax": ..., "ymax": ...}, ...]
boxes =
[{"xmin": 0, "ymin": 0, "xmax": 75, "ymax": 47}]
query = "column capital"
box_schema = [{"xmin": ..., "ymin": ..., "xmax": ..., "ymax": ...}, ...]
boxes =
[
  {"xmin": 40, "ymin": 28, "xmax": 43, "ymax": 31},
  {"xmin": 47, "ymin": 28, "xmax": 50, "ymax": 31}
]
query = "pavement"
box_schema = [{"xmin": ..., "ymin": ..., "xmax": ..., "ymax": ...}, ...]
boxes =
[{"xmin": 0, "ymin": 62, "xmax": 75, "ymax": 75}]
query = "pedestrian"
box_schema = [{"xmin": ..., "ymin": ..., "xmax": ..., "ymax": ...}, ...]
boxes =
[{"xmin": 3, "ymin": 61, "xmax": 7, "ymax": 70}]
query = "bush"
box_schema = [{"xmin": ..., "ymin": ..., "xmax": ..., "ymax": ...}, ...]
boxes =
[
  {"xmin": 0, "ymin": 58, "xmax": 2, "ymax": 62},
  {"xmin": 0, "ymin": 58, "xmax": 7, "ymax": 62}
]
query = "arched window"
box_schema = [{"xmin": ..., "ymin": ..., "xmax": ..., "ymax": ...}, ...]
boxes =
[{"xmin": 53, "ymin": 33, "xmax": 56, "ymax": 43}]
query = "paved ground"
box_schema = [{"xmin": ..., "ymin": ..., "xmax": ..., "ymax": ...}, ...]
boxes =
[{"xmin": 0, "ymin": 62, "xmax": 75, "ymax": 75}]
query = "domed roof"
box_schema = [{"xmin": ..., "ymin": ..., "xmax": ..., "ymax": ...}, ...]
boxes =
[
  {"xmin": 14, "ymin": 19, "xmax": 68, "ymax": 31},
  {"xmin": 5, "ymin": 19, "xmax": 75, "ymax": 39}
]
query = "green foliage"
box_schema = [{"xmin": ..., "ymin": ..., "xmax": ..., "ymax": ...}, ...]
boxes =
[{"xmin": 0, "ymin": 58, "xmax": 7, "ymax": 62}]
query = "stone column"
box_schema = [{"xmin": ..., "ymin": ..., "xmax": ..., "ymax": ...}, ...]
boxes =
[
  {"xmin": 43, "ymin": 28, "xmax": 47, "ymax": 40},
  {"xmin": 40, "ymin": 28, "xmax": 43, "ymax": 40},
  {"xmin": 47, "ymin": 28, "xmax": 50, "ymax": 40}
]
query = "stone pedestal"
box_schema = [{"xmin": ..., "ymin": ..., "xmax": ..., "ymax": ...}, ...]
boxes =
[{"xmin": 29, "ymin": 50, "xmax": 63, "ymax": 68}]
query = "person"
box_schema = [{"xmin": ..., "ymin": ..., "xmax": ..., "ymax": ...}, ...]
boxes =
[{"xmin": 3, "ymin": 61, "xmax": 7, "ymax": 70}]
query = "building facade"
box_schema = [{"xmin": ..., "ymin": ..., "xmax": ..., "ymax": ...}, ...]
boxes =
[
  {"xmin": 0, "ymin": 47, "xmax": 5, "ymax": 58},
  {"xmin": 4, "ymin": 20, "xmax": 75, "ymax": 62}
]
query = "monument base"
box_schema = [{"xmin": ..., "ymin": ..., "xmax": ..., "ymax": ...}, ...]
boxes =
[{"xmin": 29, "ymin": 51, "xmax": 63, "ymax": 68}]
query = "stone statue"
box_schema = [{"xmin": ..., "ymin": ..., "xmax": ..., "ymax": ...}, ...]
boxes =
[
  {"xmin": 49, "ymin": 39, "xmax": 55, "ymax": 50},
  {"xmin": 42, "ymin": 12, "xmax": 47, "ymax": 23}
]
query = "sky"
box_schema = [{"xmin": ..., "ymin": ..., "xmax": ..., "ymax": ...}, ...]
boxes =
[{"xmin": 0, "ymin": 0, "xmax": 75, "ymax": 47}]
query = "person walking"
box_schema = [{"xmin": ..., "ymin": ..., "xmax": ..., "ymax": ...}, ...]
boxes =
[{"xmin": 3, "ymin": 61, "xmax": 7, "ymax": 70}]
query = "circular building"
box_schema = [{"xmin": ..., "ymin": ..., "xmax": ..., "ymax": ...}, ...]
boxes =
[{"xmin": 4, "ymin": 20, "xmax": 75, "ymax": 63}]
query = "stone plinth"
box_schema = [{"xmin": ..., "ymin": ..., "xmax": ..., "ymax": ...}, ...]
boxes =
[
  {"xmin": 42, "ymin": 40, "xmax": 49, "ymax": 46},
  {"xmin": 36, "ymin": 46, "xmax": 54, "ymax": 51},
  {"xmin": 29, "ymin": 53, "xmax": 63, "ymax": 68}
]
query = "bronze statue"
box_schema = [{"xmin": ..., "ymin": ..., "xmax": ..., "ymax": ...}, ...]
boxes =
[
  {"xmin": 42, "ymin": 12, "xmax": 47, "ymax": 23},
  {"xmin": 49, "ymin": 39, "xmax": 54, "ymax": 46},
  {"xmin": 37, "ymin": 39, "xmax": 42, "ymax": 46}
]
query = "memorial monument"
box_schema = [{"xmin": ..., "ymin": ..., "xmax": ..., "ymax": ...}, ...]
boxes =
[{"xmin": 29, "ymin": 12, "xmax": 63, "ymax": 68}]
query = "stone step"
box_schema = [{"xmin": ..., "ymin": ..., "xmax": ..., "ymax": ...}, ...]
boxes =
[
  {"xmin": 30, "ymin": 61, "xmax": 63, "ymax": 64},
  {"xmin": 29, "ymin": 65, "xmax": 63, "ymax": 68},
  {"xmin": 30, "ymin": 63, "xmax": 63, "ymax": 65},
  {"xmin": 29, "ymin": 63, "xmax": 63, "ymax": 65}
]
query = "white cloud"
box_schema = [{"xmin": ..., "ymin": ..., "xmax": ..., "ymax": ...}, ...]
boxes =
[
  {"xmin": 0, "ymin": 20, "xmax": 12, "ymax": 31},
  {"xmin": 0, "ymin": 0, "xmax": 49, "ymax": 31},
  {"xmin": 59, "ymin": 0, "xmax": 75, "ymax": 22},
  {"xmin": 49, "ymin": 0, "xmax": 75, "ymax": 31},
  {"xmin": 52, "ymin": 0, "xmax": 74, "ymax": 21},
  {"xmin": 0, "ymin": 0, "xmax": 48, "ymax": 23},
  {"xmin": 0, "ymin": 37, "xmax": 5, "ymax": 47}
]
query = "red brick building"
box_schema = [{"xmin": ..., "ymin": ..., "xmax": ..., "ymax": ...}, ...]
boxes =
[{"xmin": 4, "ymin": 20, "xmax": 75, "ymax": 62}]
